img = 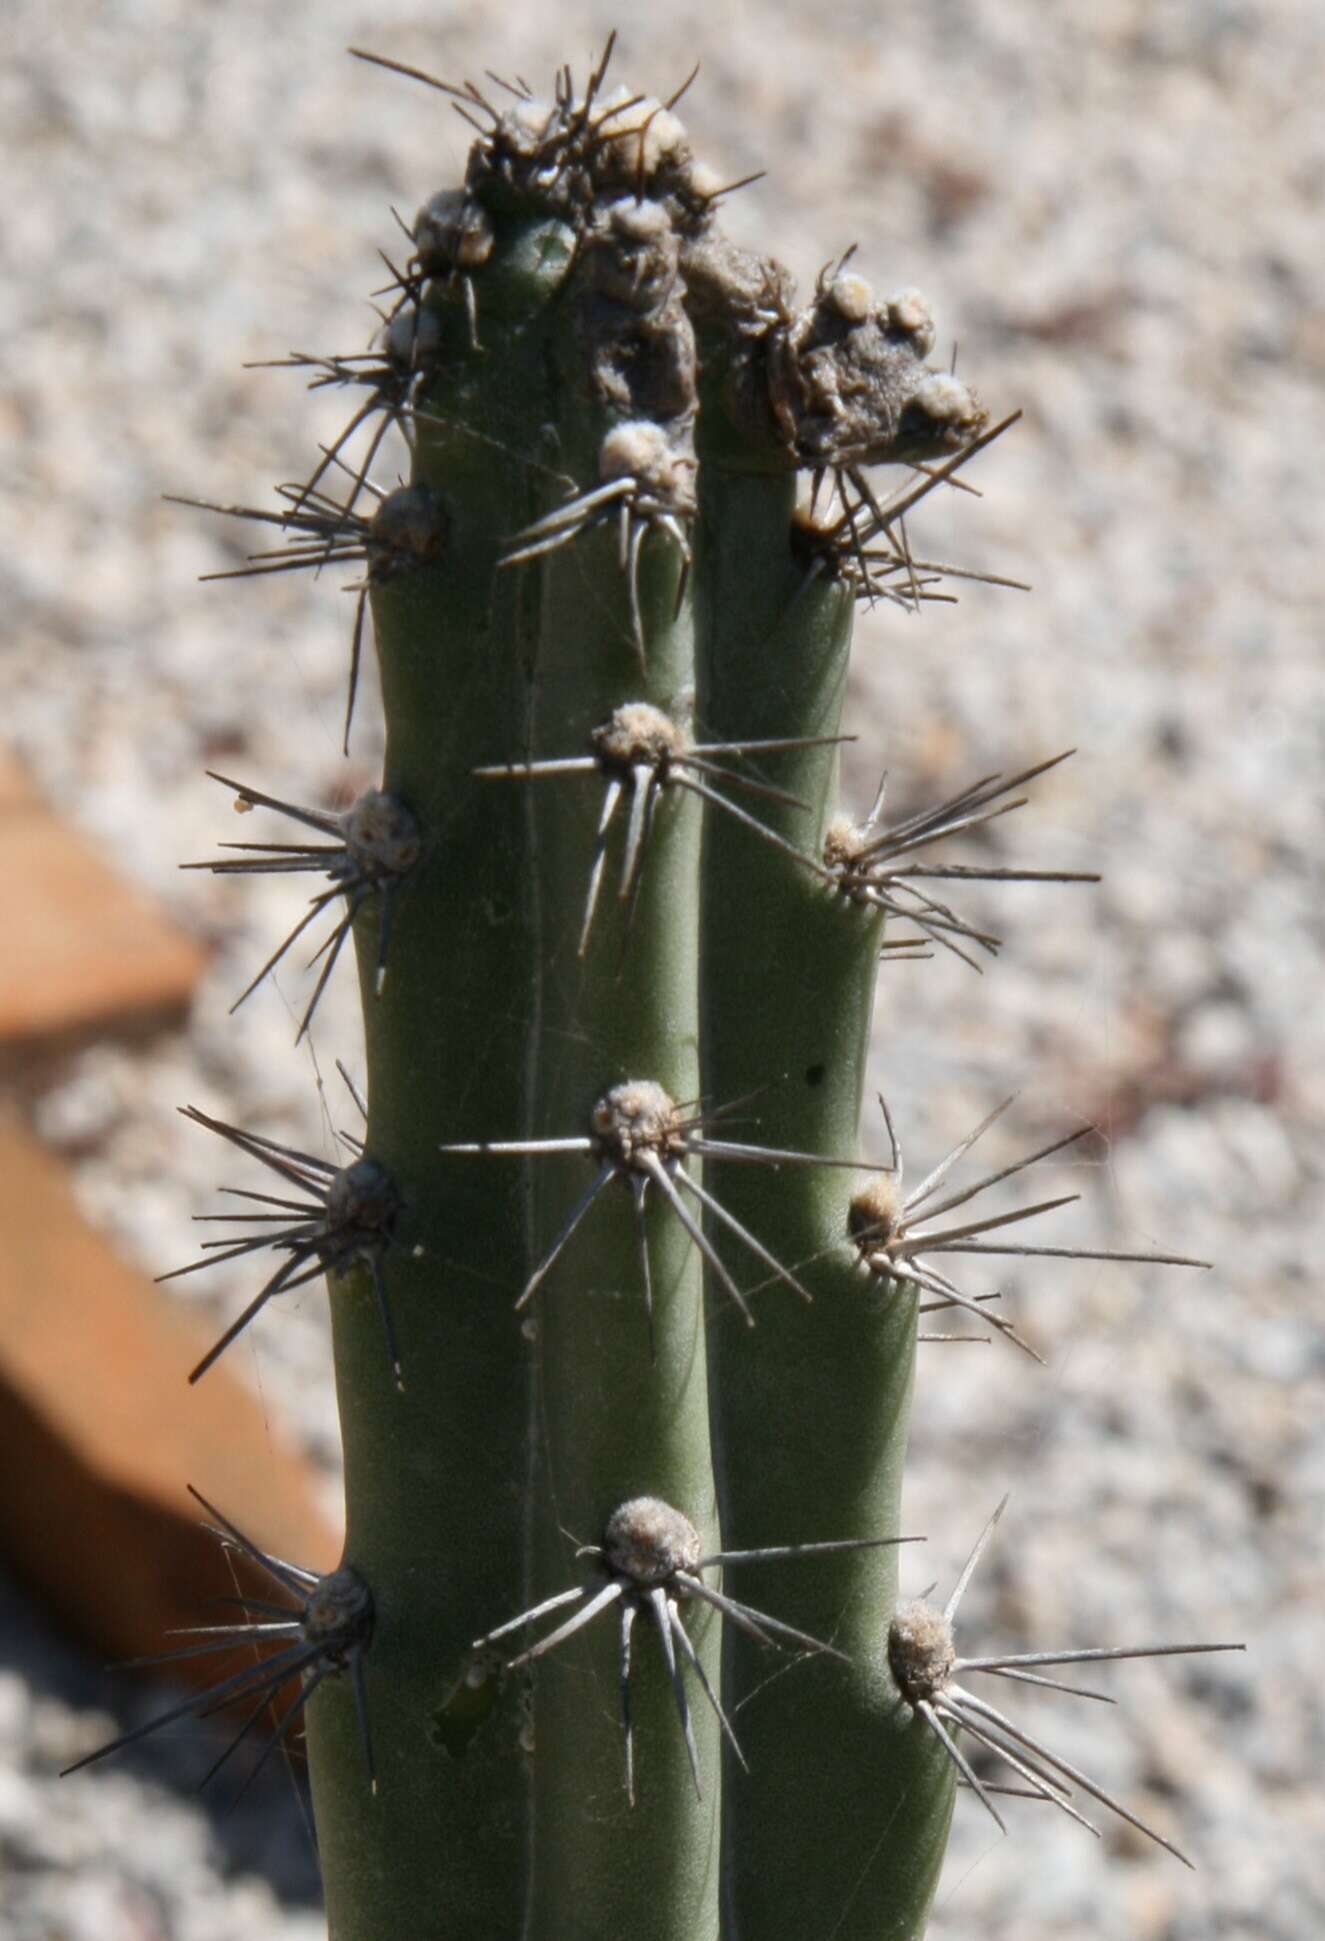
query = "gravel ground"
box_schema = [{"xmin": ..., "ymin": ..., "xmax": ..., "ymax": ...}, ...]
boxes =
[{"xmin": 3, "ymin": 2, "xmax": 1322, "ymax": 1935}]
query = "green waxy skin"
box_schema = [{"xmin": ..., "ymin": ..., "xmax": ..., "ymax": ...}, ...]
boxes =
[
  {"xmin": 309, "ymin": 192, "xmax": 724, "ymax": 1939},
  {"xmin": 306, "ymin": 219, "xmax": 570, "ymax": 1941},
  {"xmin": 695, "ymin": 458, "xmax": 954, "ymax": 1939},
  {"xmin": 520, "ymin": 250, "xmax": 719, "ymax": 1939}
]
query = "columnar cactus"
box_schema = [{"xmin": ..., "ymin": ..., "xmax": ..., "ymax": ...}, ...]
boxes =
[{"xmin": 63, "ymin": 40, "xmax": 1243, "ymax": 1941}]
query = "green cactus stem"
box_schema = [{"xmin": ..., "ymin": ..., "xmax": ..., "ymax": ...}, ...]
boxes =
[
  {"xmin": 692, "ymin": 256, "xmax": 989, "ymax": 1937},
  {"xmin": 295, "ymin": 51, "xmax": 999, "ymax": 1938},
  {"xmin": 88, "ymin": 38, "xmax": 1231, "ymax": 1941}
]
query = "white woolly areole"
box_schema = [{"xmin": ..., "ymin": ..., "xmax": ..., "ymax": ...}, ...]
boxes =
[
  {"xmin": 603, "ymin": 195, "xmax": 674, "ymax": 245},
  {"xmin": 848, "ymin": 1173, "xmax": 904, "ymax": 1252},
  {"xmin": 637, "ymin": 106, "xmax": 690, "ymax": 166},
  {"xmin": 594, "ymin": 92, "xmax": 692, "ymax": 178},
  {"xmin": 592, "ymin": 701, "xmax": 684, "ymax": 769},
  {"xmin": 888, "ymin": 1599, "xmax": 956, "ymax": 1705},
  {"xmin": 598, "ymin": 420, "xmax": 688, "ymax": 501},
  {"xmin": 593, "ymin": 83, "xmax": 646, "ymax": 123},
  {"xmin": 414, "ymin": 189, "xmax": 495, "ymax": 270},
  {"xmin": 911, "ymin": 371, "xmax": 983, "ymax": 427},
  {"xmin": 885, "ymin": 286, "xmax": 936, "ymax": 356},
  {"xmin": 686, "ymin": 160, "xmax": 725, "ymax": 203},
  {"xmin": 603, "ymin": 1496, "xmax": 702, "ymax": 1586},
  {"xmin": 591, "ymin": 1079, "xmax": 683, "ymax": 1166},
  {"xmin": 498, "ymin": 99, "xmax": 554, "ymax": 155},
  {"xmin": 822, "ymin": 811, "xmax": 869, "ymax": 868},
  {"xmin": 829, "ymin": 273, "xmax": 875, "ymax": 325}
]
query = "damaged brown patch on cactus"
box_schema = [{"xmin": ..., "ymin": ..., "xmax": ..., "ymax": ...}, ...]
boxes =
[
  {"xmin": 442, "ymin": 1077, "xmax": 889, "ymax": 1325},
  {"xmin": 475, "ymin": 1495, "xmax": 915, "ymax": 1804},
  {"xmin": 849, "ymin": 1096, "xmax": 1209, "ymax": 1357},
  {"xmin": 61, "ymin": 1487, "xmax": 376, "ymax": 1798},
  {"xmin": 475, "ymin": 701, "xmax": 844, "ymax": 952},
  {"xmin": 578, "ymin": 197, "xmax": 698, "ymax": 419},
  {"xmin": 186, "ymin": 773, "xmax": 420, "ymax": 1039},
  {"xmin": 823, "ymin": 750, "xmax": 1098, "ymax": 968},
  {"xmin": 160, "ymin": 1102, "xmax": 405, "ymax": 1389},
  {"xmin": 680, "ymin": 227, "xmax": 797, "ymax": 353},
  {"xmin": 890, "ymin": 1497, "xmax": 1244, "ymax": 1864},
  {"xmin": 767, "ymin": 260, "xmax": 988, "ymax": 474},
  {"xmin": 171, "ymin": 481, "xmax": 449, "ymax": 751}
]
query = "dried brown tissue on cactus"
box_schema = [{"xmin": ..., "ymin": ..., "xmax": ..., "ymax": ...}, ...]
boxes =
[{"xmin": 769, "ymin": 250, "xmax": 986, "ymax": 461}]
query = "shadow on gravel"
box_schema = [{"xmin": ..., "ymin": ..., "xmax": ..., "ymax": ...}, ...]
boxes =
[{"xmin": 0, "ymin": 1562, "xmax": 324, "ymax": 1908}]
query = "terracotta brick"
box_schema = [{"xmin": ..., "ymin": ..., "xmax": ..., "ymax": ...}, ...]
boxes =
[
  {"xmin": 0, "ymin": 1117, "xmax": 341, "ymax": 1680},
  {"xmin": 0, "ymin": 752, "xmax": 38, "ymax": 812},
  {"xmin": 1, "ymin": 749, "xmax": 206, "ymax": 1055}
]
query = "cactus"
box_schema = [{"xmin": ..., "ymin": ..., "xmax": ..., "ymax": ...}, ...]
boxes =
[{"xmin": 61, "ymin": 39, "xmax": 1244, "ymax": 1941}]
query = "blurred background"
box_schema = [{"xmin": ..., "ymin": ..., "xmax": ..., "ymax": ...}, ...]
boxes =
[{"xmin": 2, "ymin": 2, "xmax": 1321, "ymax": 1935}]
